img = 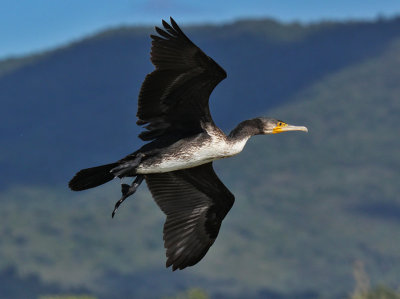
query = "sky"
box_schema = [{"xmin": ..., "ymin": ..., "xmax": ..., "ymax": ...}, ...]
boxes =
[{"xmin": 1, "ymin": 0, "xmax": 400, "ymax": 59}]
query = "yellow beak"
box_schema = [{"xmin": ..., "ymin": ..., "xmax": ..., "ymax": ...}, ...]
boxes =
[{"xmin": 272, "ymin": 124, "xmax": 308, "ymax": 134}]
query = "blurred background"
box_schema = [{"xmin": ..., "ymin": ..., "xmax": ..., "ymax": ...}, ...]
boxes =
[{"xmin": 1, "ymin": 1, "xmax": 400, "ymax": 298}]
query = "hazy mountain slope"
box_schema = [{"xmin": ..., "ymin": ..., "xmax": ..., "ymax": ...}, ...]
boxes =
[
  {"xmin": 1, "ymin": 18, "xmax": 400, "ymax": 187},
  {"xmin": 1, "ymin": 30, "xmax": 400, "ymax": 298},
  {"xmin": 212, "ymin": 37, "xmax": 400, "ymax": 295}
]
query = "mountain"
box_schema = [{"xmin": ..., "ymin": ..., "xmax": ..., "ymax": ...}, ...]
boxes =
[
  {"xmin": 1, "ymin": 17, "xmax": 400, "ymax": 298},
  {"xmin": 1, "ymin": 17, "xmax": 400, "ymax": 187}
]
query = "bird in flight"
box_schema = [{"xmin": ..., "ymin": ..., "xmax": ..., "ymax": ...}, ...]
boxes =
[{"xmin": 69, "ymin": 17, "xmax": 308, "ymax": 270}]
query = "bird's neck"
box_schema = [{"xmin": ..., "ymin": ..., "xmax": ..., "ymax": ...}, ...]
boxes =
[{"xmin": 228, "ymin": 119, "xmax": 262, "ymax": 143}]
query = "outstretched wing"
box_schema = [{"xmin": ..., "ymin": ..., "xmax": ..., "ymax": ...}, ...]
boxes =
[
  {"xmin": 145, "ymin": 163, "xmax": 235, "ymax": 270},
  {"xmin": 137, "ymin": 17, "xmax": 227, "ymax": 141}
]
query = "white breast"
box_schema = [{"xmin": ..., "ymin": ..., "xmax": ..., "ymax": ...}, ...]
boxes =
[{"xmin": 136, "ymin": 129, "xmax": 249, "ymax": 174}]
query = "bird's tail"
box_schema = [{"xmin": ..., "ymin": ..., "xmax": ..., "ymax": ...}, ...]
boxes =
[{"xmin": 69, "ymin": 163, "xmax": 118, "ymax": 191}]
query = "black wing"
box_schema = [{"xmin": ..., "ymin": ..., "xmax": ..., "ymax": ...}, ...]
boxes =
[
  {"xmin": 145, "ymin": 163, "xmax": 234, "ymax": 270},
  {"xmin": 137, "ymin": 17, "xmax": 227, "ymax": 141}
]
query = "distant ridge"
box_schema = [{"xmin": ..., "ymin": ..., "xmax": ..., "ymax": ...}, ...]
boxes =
[{"xmin": 1, "ymin": 17, "xmax": 400, "ymax": 187}]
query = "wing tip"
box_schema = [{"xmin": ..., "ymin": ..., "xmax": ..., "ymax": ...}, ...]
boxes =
[
  {"xmin": 166, "ymin": 260, "xmax": 188, "ymax": 271},
  {"xmin": 169, "ymin": 17, "xmax": 178, "ymax": 29}
]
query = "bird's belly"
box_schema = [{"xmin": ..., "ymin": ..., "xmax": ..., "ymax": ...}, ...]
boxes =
[
  {"xmin": 136, "ymin": 156, "xmax": 215, "ymax": 174},
  {"xmin": 135, "ymin": 132, "xmax": 247, "ymax": 174},
  {"xmin": 136, "ymin": 142, "xmax": 240, "ymax": 174}
]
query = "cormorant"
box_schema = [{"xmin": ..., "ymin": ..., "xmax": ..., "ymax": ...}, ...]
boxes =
[{"xmin": 69, "ymin": 18, "xmax": 308, "ymax": 270}]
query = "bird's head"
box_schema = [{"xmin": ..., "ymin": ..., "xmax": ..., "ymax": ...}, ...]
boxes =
[
  {"xmin": 229, "ymin": 117, "xmax": 308, "ymax": 139},
  {"xmin": 255, "ymin": 117, "xmax": 308, "ymax": 135}
]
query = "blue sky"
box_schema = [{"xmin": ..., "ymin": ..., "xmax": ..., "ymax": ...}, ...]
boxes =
[{"xmin": 1, "ymin": 0, "xmax": 400, "ymax": 59}]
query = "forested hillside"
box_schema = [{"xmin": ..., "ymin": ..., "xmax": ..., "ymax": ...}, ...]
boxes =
[{"xmin": 1, "ymin": 17, "xmax": 400, "ymax": 187}]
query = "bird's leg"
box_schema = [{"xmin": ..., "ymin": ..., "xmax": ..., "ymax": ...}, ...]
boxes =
[
  {"xmin": 110, "ymin": 153, "xmax": 144, "ymax": 177},
  {"xmin": 112, "ymin": 175, "xmax": 144, "ymax": 218}
]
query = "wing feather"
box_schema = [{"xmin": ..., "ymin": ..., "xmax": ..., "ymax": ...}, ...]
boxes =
[
  {"xmin": 137, "ymin": 18, "xmax": 227, "ymax": 141},
  {"xmin": 145, "ymin": 163, "xmax": 234, "ymax": 270}
]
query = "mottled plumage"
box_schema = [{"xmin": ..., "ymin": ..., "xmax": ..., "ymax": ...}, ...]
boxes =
[{"xmin": 69, "ymin": 18, "xmax": 308, "ymax": 270}]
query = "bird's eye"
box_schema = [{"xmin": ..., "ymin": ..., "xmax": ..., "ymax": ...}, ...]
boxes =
[{"xmin": 278, "ymin": 122, "xmax": 282, "ymax": 126}]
